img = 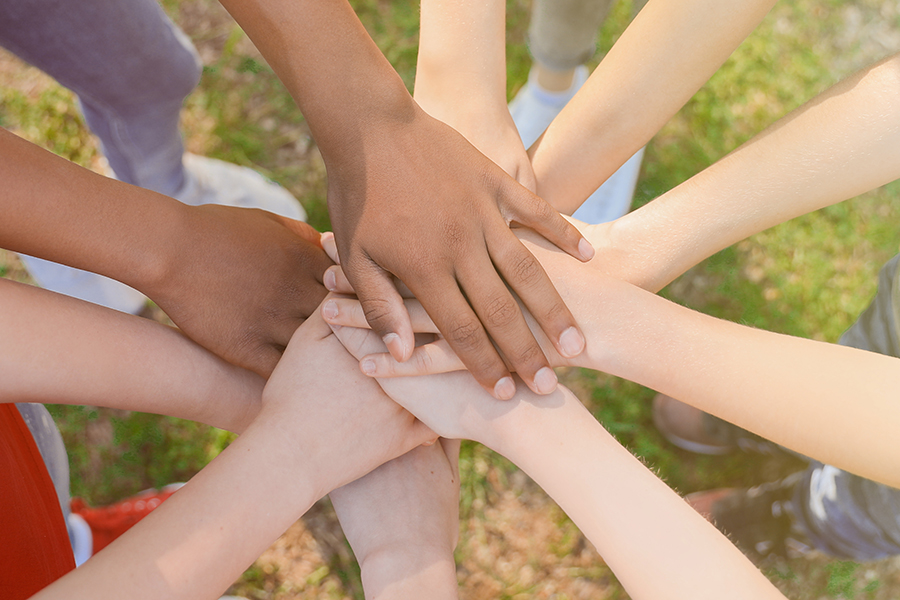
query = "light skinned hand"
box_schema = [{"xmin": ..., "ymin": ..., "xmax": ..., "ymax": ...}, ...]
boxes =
[
  {"xmin": 329, "ymin": 322, "xmax": 567, "ymax": 446},
  {"xmin": 326, "ymin": 106, "xmax": 591, "ymax": 400},
  {"xmin": 146, "ymin": 204, "xmax": 334, "ymax": 377},
  {"xmin": 262, "ymin": 309, "xmax": 438, "ymax": 495},
  {"xmin": 330, "ymin": 439, "xmax": 461, "ymax": 599}
]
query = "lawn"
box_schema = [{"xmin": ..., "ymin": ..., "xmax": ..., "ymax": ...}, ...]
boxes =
[{"xmin": 2, "ymin": 0, "xmax": 900, "ymax": 598}]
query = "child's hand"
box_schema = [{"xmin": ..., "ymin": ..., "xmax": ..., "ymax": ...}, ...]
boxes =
[
  {"xmin": 330, "ymin": 440, "xmax": 461, "ymax": 599},
  {"xmin": 329, "ymin": 321, "xmax": 567, "ymax": 447},
  {"xmin": 260, "ymin": 310, "xmax": 437, "ymax": 496},
  {"xmin": 148, "ymin": 204, "xmax": 334, "ymax": 377},
  {"xmin": 321, "ymin": 291, "xmax": 573, "ymax": 378}
]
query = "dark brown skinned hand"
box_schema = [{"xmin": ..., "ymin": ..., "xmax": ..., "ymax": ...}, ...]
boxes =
[
  {"xmin": 145, "ymin": 204, "xmax": 333, "ymax": 377},
  {"xmin": 327, "ymin": 105, "xmax": 592, "ymax": 399}
]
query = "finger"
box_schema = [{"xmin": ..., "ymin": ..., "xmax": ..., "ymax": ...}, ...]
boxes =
[
  {"xmin": 322, "ymin": 297, "xmax": 439, "ymax": 334},
  {"xmin": 487, "ymin": 231, "xmax": 585, "ymax": 362},
  {"xmin": 278, "ymin": 216, "xmax": 325, "ymax": 248},
  {"xmin": 324, "ymin": 264, "xmax": 418, "ymax": 300},
  {"xmin": 324, "ymin": 265, "xmax": 354, "ymax": 294},
  {"xmin": 358, "ymin": 338, "xmax": 465, "ymax": 378},
  {"xmin": 499, "ymin": 181, "xmax": 594, "ymax": 262},
  {"xmin": 407, "ymin": 276, "xmax": 515, "ymax": 400},
  {"xmin": 346, "ymin": 259, "xmax": 415, "ymax": 362},
  {"xmin": 329, "ymin": 318, "xmax": 389, "ymax": 359},
  {"xmin": 457, "ymin": 263, "xmax": 558, "ymax": 396},
  {"xmin": 321, "ymin": 231, "xmax": 340, "ymax": 264}
]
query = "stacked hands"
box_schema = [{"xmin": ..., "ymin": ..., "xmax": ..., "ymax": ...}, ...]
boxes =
[{"xmin": 11, "ymin": 0, "xmax": 900, "ymax": 596}]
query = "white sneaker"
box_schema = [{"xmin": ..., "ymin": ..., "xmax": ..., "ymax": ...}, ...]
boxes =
[
  {"xmin": 176, "ymin": 154, "xmax": 306, "ymax": 221},
  {"xmin": 510, "ymin": 65, "xmax": 590, "ymax": 149},
  {"xmin": 509, "ymin": 65, "xmax": 643, "ymax": 224},
  {"xmin": 20, "ymin": 155, "xmax": 305, "ymax": 314}
]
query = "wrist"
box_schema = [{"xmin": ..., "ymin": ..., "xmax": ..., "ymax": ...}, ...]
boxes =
[
  {"xmin": 360, "ymin": 544, "xmax": 458, "ymax": 600},
  {"xmin": 125, "ymin": 199, "xmax": 202, "ymax": 305}
]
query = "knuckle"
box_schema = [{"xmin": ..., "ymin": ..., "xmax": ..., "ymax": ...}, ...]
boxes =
[
  {"xmin": 508, "ymin": 250, "xmax": 543, "ymax": 287},
  {"xmin": 446, "ymin": 318, "xmax": 484, "ymax": 353},
  {"xmin": 507, "ymin": 339, "xmax": 544, "ymax": 372},
  {"xmin": 361, "ymin": 297, "xmax": 396, "ymax": 331},
  {"xmin": 438, "ymin": 217, "xmax": 471, "ymax": 254},
  {"xmin": 414, "ymin": 348, "xmax": 435, "ymax": 373},
  {"xmin": 481, "ymin": 294, "xmax": 520, "ymax": 330}
]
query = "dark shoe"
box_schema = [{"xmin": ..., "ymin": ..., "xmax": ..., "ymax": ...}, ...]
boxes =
[
  {"xmin": 686, "ymin": 473, "xmax": 813, "ymax": 559},
  {"xmin": 652, "ymin": 393, "xmax": 782, "ymax": 455}
]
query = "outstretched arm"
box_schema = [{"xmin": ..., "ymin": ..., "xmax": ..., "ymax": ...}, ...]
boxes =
[
  {"xmin": 217, "ymin": 0, "xmax": 592, "ymax": 399},
  {"xmin": 324, "ymin": 217, "xmax": 900, "ymax": 488},
  {"xmin": 529, "ymin": 0, "xmax": 777, "ymax": 214},
  {"xmin": 414, "ymin": 0, "xmax": 534, "ymax": 189},
  {"xmin": 330, "ymin": 324, "xmax": 787, "ymax": 600},
  {"xmin": 0, "ymin": 278, "xmax": 262, "ymax": 433},
  {"xmin": 30, "ymin": 314, "xmax": 435, "ymax": 600},
  {"xmin": 590, "ymin": 52, "xmax": 900, "ymax": 292},
  {"xmin": 0, "ymin": 127, "xmax": 333, "ymax": 377}
]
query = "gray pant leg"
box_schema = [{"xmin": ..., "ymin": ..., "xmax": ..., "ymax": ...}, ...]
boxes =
[
  {"xmin": 791, "ymin": 253, "xmax": 900, "ymax": 560},
  {"xmin": 528, "ymin": 0, "xmax": 649, "ymax": 70},
  {"xmin": 0, "ymin": 0, "xmax": 201, "ymax": 195}
]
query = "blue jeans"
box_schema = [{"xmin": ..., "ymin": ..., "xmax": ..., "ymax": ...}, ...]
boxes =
[
  {"xmin": 791, "ymin": 253, "xmax": 900, "ymax": 560},
  {"xmin": 0, "ymin": 0, "xmax": 202, "ymax": 312}
]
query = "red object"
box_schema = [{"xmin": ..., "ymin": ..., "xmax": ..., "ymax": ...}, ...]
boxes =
[
  {"xmin": 0, "ymin": 403, "xmax": 75, "ymax": 599},
  {"xmin": 70, "ymin": 483, "xmax": 183, "ymax": 553}
]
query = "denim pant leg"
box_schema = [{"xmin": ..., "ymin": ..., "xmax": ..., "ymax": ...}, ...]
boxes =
[
  {"xmin": 528, "ymin": 0, "xmax": 649, "ymax": 70},
  {"xmin": 790, "ymin": 253, "xmax": 900, "ymax": 560},
  {"xmin": 0, "ymin": 0, "xmax": 202, "ymax": 312}
]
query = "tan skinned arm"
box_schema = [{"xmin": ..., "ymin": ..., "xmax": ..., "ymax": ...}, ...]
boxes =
[
  {"xmin": 588, "ymin": 52, "xmax": 900, "ymax": 292},
  {"xmin": 414, "ymin": 0, "xmax": 535, "ymax": 189},
  {"xmin": 0, "ymin": 278, "xmax": 262, "ymax": 433},
  {"xmin": 217, "ymin": 0, "xmax": 591, "ymax": 399},
  {"xmin": 530, "ymin": 0, "xmax": 777, "ymax": 215},
  {"xmin": 324, "ymin": 218, "xmax": 900, "ymax": 488},
  {"xmin": 330, "ymin": 326, "xmax": 788, "ymax": 600},
  {"xmin": 0, "ymin": 127, "xmax": 333, "ymax": 377},
  {"xmin": 29, "ymin": 314, "xmax": 435, "ymax": 600}
]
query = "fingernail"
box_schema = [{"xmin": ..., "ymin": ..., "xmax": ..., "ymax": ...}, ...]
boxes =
[
  {"xmin": 494, "ymin": 376, "xmax": 516, "ymax": 400},
  {"xmin": 383, "ymin": 333, "xmax": 406, "ymax": 361},
  {"xmin": 578, "ymin": 237, "xmax": 595, "ymax": 261},
  {"xmin": 534, "ymin": 367, "xmax": 558, "ymax": 395},
  {"xmin": 324, "ymin": 269, "xmax": 337, "ymax": 292},
  {"xmin": 361, "ymin": 358, "xmax": 376, "ymax": 376},
  {"xmin": 322, "ymin": 300, "xmax": 338, "ymax": 320},
  {"xmin": 558, "ymin": 326, "xmax": 585, "ymax": 358}
]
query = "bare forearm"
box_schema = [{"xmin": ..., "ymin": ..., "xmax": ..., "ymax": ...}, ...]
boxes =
[
  {"xmin": 415, "ymin": 0, "xmax": 507, "ymax": 121},
  {"xmin": 523, "ymin": 237, "xmax": 900, "ymax": 487},
  {"xmin": 360, "ymin": 551, "xmax": 458, "ymax": 600},
  {"xmin": 491, "ymin": 390, "xmax": 785, "ymax": 600},
  {"xmin": 0, "ymin": 128, "xmax": 186, "ymax": 293},
  {"xmin": 0, "ymin": 278, "xmax": 263, "ymax": 433},
  {"xmin": 31, "ymin": 410, "xmax": 319, "ymax": 600},
  {"xmin": 531, "ymin": 0, "xmax": 776, "ymax": 214},
  {"xmin": 218, "ymin": 0, "xmax": 415, "ymax": 164},
  {"xmin": 594, "ymin": 52, "xmax": 900, "ymax": 291}
]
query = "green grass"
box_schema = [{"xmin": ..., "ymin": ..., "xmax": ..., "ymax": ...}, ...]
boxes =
[{"xmin": 2, "ymin": 0, "xmax": 900, "ymax": 597}]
